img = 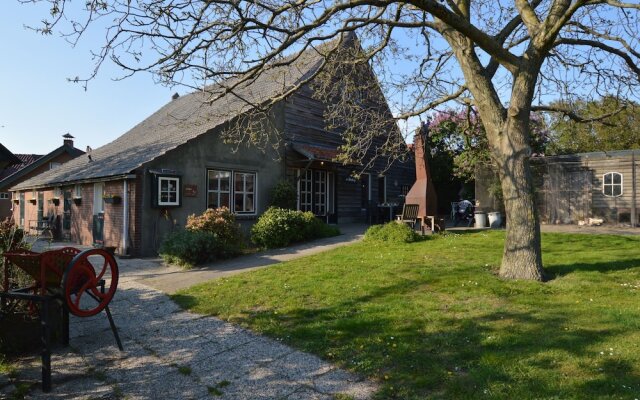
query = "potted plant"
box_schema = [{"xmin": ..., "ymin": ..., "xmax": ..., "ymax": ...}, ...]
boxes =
[
  {"xmin": 50, "ymin": 198, "xmax": 60, "ymax": 206},
  {"xmin": 12, "ymin": 198, "xmax": 19, "ymax": 204},
  {"xmin": 29, "ymin": 198, "xmax": 37, "ymax": 205},
  {"xmin": 73, "ymin": 197, "xmax": 82, "ymax": 206},
  {"xmin": 103, "ymin": 194, "xmax": 122, "ymax": 205}
]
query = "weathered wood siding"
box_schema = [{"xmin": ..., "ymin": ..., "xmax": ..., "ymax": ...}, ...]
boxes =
[
  {"xmin": 532, "ymin": 151, "xmax": 640, "ymax": 224},
  {"xmin": 283, "ymin": 83, "xmax": 415, "ymax": 222},
  {"xmin": 284, "ymin": 85, "xmax": 343, "ymax": 147}
]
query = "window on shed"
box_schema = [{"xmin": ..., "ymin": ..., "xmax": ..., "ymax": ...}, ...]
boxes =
[
  {"xmin": 603, "ymin": 172, "xmax": 623, "ymax": 197},
  {"xmin": 0, "ymin": 193, "xmax": 9, "ymax": 200}
]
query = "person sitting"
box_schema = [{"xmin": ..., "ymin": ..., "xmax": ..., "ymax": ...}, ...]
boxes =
[{"xmin": 454, "ymin": 199, "xmax": 475, "ymax": 226}]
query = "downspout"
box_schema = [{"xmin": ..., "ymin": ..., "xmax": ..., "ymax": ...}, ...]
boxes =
[{"xmin": 122, "ymin": 179, "xmax": 129, "ymax": 255}]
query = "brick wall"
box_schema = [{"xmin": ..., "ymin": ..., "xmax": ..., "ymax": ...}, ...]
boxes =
[
  {"xmin": 103, "ymin": 181, "xmax": 124, "ymax": 253},
  {"xmin": 12, "ymin": 178, "xmax": 136, "ymax": 256}
]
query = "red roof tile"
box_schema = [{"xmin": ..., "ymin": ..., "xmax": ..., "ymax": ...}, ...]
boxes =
[
  {"xmin": 295, "ymin": 144, "xmax": 339, "ymax": 161},
  {"xmin": 0, "ymin": 154, "xmax": 43, "ymax": 181}
]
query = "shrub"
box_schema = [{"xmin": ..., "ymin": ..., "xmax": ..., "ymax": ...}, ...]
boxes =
[
  {"xmin": 364, "ymin": 222, "xmax": 419, "ymax": 243},
  {"xmin": 185, "ymin": 207, "xmax": 242, "ymax": 244},
  {"xmin": 0, "ymin": 219, "xmax": 30, "ymax": 290},
  {"xmin": 251, "ymin": 207, "xmax": 340, "ymax": 249},
  {"xmin": 269, "ymin": 180, "xmax": 297, "ymax": 210},
  {"xmin": 161, "ymin": 208, "xmax": 243, "ymax": 268},
  {"xmin": 159, "ymin": 230, "xmax": 226, "ymax": 268}
]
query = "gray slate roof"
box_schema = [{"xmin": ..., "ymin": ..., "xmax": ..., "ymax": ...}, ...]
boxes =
[{"xmin": 12, "ymin": 46, "xmax": 325, "ymax": 190}]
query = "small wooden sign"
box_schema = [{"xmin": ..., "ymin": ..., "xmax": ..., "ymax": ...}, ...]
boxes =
[{"xmin": 184, "ymin": 184, "xmax": 198, "ymax": 197}]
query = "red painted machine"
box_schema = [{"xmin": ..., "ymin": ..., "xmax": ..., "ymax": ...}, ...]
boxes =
[{"xmin": 1, "ymin": 247, "xmax": 122, "ymax": 392}]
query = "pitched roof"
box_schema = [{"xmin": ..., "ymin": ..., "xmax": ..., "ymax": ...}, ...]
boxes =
[
  {"xmin": 2, "ymin": 144, "xmax": 84, "ymax": 190},
  {"xmin": 0, "ymin": 154, "xmax": 43, "ymax": 181},
  {"xmin": 12, "ymin": 42, "xmax": 338, "ymax": 191},
  {"xmin": 0, "ymin": 143, "xmax": 21, "ymax": 168}
]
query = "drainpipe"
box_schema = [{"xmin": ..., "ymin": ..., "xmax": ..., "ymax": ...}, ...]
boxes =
[{"xmin": 122, "ymin": 179, "xmax": 129, "ymax": 255}]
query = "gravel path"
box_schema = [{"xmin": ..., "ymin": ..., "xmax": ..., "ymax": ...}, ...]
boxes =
[{"xmin": 2, "ymin": 229, "xmax": 377, "ymax": 399}]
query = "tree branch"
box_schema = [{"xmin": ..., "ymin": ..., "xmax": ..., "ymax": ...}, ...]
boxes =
[
  {"xmin": 532, "ymin": 103, "xmax": 627, "ymax": 125},
  {"xmin": 554, "ymin": 37, "xmax": 640, "ymax": 78}
]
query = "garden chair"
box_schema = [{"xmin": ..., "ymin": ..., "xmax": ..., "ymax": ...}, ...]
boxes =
[
  {"xmin": 396, "ymin": 204, "xmax": 420, "ymax": 229},
  {"xmin": 28, "ymin": 214, "xmax": 55, "ymax": 238}
]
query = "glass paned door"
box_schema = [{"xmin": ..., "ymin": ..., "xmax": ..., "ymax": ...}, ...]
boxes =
[
  {"xmin": 313, "ymin": 170, "xmax": 327, "ymax": 216},
  {"xmin": 299, "ymin": 170, "xmax": 313, "ymax": 212}
]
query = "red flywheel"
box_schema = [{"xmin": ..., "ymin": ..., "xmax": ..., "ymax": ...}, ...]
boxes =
[{"xmin": 62, "ymin": 249, "xmax": 119, "ymax": 317}]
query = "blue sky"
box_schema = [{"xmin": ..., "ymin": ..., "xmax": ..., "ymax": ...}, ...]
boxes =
[{"xmin": 0, "ymin": 1, "xmax": 174, "ymax": 155}]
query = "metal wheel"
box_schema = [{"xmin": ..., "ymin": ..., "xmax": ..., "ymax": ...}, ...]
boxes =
[{"xmin": 62, "ymin": 249, "xmax": 119, "ymax": 317}]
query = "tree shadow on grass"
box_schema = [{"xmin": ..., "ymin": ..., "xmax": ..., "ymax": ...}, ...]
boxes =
[
  {"xmin": 545, "ymin": 258, "xmax": 640, "ymax": 279},
  {"xmin": 173, "ymin": 278, "xmax": 638, "ymax": 400}
]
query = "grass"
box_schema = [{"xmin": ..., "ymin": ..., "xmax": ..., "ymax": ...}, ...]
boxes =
[
  {"xmin": 172, "ymin": 231, "xmax": 640, "ymax": 399},
  {"xmin": 0, "ymin": 357, "xmax": 16, "ymax": 377}
]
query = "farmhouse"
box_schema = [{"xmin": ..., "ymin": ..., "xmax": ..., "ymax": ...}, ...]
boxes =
[
  {"xmin": 476, "ymin": 149, "xmax": 640, "ymax": 226},
  {"xmin": 11, "ymin": 38, "xmax": 414, "ymax": 256},
  {"xmin": 0, "ymin": 135, "xmax": 83, "ymax": 221}
]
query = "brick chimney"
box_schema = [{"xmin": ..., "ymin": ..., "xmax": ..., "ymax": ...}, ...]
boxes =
[
  {"xmin": 404, "ymin": 125, "xmax": 438, "ymax": 217},
  {"xmin": 63, "ymin": 133, "xmax": 75, "ymax": 147}
]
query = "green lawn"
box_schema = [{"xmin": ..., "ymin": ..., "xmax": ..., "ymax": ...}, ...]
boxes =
[{"xmin": 172, "ymin": 231, "xmax": 640, "ymax": 399}]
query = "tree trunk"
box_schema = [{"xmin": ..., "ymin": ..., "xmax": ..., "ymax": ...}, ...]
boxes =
[
  {"xmin": 440, "ymin": 30, "xmax": 546, "ymax": 281},
  {"xmin": 495, "ymin": 113, "xmax": 545, "ymax": 281}
]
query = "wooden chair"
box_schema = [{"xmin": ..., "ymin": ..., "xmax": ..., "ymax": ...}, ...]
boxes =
[
  {"xmin": 396, "ymin": 204, "xmax": 420, "ymax": 228},
  {"xmin": 28, "ymin": 214, "xmax": 55, "ymax": 237}
]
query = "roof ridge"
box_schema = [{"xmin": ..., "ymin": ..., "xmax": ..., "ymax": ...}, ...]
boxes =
[{"xmin": 11, "ymin": 36, "xmax": 357, "ymax": 191}]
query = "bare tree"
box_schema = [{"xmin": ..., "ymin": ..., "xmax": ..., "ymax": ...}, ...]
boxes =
[{"xmin": 21, "ymin": 0, "xmax": 640, "ymax": 280}]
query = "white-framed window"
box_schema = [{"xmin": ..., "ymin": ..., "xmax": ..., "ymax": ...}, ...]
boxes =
[
  {"xmin": 603, "ymin": 172, "xmax": 623, "ymax": 197},
  {"xmin": 234, "ymin": 171, "xmax": 256, "ymax": 214},
  {"xmin": 93, "ymin": 183, "xmax": 104, "ymax": 214},
  {"xmin": 313, "ymin": 170, "xmax": 327, "ymax": 215},
  {"xmin": 53, "ymin": 187, "xmax": 62, "ymax": 198},
  {"xmin": 158, "ymin": 176, "xmax": 180, "ymax": 206},
  {"xmin": 299, "ymin": 170, "xmax": 313, "ymax": 212},
  {"xmin": 0, "ymin": 192, "xmax": 9, "ymax": 200},
  {"xmin": 74, "ymin": 184, "xmax": 82, "ymax": 198},
  {"xmin": 207, "ymin": 170, "xmax": 231, "ymax": 209},
  {"xmin": 206, "ymin": 169, "xmax": 257, "ymax": 214},
  {"xmin": 49, "ymin": 162, "xmax": 61, "ymax": 170},
  {"xmin": 297, "ymin": 169, "xmax": 328, "ymax": 216}
]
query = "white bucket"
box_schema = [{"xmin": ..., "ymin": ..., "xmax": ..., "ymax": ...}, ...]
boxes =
[
  {"xmin": 488, "ymin": 212, "xmax": 502, "ymax": 228},
  {"xmin": 474, "ymin": 212, "xmax": 487, "ymax": 228}
]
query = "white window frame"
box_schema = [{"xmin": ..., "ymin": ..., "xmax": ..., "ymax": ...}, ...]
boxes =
[
  {"xmin": 299, "ymin": 169, "xmax": 313, "ymax": 212},
  {"xmin": 158, "ymin": 176, "xmax": 180, "ymax": 207},
  {"xmin": 0, "ymin": 192, "xmax": 9, "ymax": 200},
  {"xmin": 206, "ymin": 169, "xmax": 232, "ymax": 209},
  {"xmin": 313, "ymin": 170, "xmax": 327, "ymax": 216},
  {"xmin": 603, "ymin": 172, "xmax": 623, "ymax": 197},
  {"xmin": 74, "ymin": 184, "xmax": 82, "ymax": 198},
  {"xmin": 296, "ymin": 169, "xmax": 329, "ymax": 216},
  {"xmin": 93, "ymin": 183, "xmax": 104, "ymax": 214},
  {"xmin": 233, "ymin": 171, "xmax": 257, "ymax": 215},
  {"xmin": 49, "ymin": 162, "xmax": 62, "ymax": 170},
  {"xmin": 53, "ymin": 187, "xmax": 62, "ymax": 198}
]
